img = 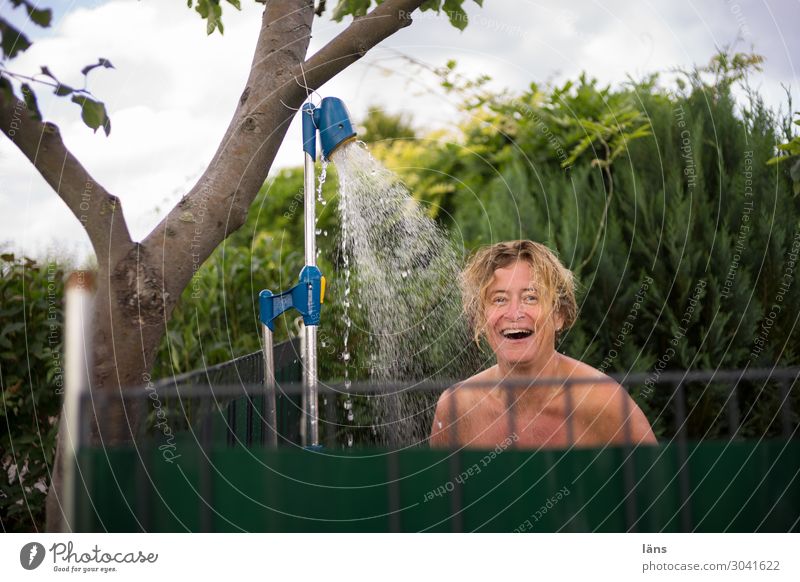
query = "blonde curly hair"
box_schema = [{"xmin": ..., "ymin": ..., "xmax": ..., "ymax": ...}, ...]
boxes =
[{"xmin": 460, "ymin": 240, "xmax": 577, "ymax": 344}]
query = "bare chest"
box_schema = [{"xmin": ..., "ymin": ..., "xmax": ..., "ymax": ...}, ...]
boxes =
[{"xmin": 459, "ymin": 402, "xmax": 597, "ymax": 449}]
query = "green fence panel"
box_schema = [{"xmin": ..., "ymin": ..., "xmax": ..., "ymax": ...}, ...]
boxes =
[{"xmin": 75, "ymin": 437, "xmax": 799, "ymax": 532}]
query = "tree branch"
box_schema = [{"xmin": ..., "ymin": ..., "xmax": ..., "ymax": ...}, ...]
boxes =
[
  {"xmin": 303, "ymin": 0, "xmax": 425, "ymax": 90},
  {"xmin": 0, "ymin": 91, "xmax": 133, "ymax": 264},
  {"xmin": 143, "ymin": 0, "xmax": 426, "ymax": 318},
  {"xmin": 143, "ymin": 0, "xmax": 316, "ymax": 312}
]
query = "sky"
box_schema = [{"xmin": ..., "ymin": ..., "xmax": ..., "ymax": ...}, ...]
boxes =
[{"xmin": 0, "ymin": 0, "xmax": 798, "ymax": 263}]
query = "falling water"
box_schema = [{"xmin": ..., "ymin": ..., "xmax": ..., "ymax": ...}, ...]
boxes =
[{"xmin": 330, "ymin": 141, "xmax": 483, "ymax": 448}]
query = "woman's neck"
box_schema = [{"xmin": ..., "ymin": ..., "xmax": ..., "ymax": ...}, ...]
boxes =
[{"xmin": 495, "ymin": 349, "xmax": 562, "ymax": 380}]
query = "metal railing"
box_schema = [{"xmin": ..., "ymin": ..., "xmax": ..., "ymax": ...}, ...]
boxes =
[{"xmin": 83, "ymin": 365, "xmax": 799, "ymax": 451}]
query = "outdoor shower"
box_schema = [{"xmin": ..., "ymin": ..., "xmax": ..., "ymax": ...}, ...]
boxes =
[{"xmin": 258, "ymin": 97, "xmax": 356, "ymax": 447}]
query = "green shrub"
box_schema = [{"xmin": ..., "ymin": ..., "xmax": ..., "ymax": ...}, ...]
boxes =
[{"xmin": 0, "ymin": 253, "xmax": 65, "ymax": 532}]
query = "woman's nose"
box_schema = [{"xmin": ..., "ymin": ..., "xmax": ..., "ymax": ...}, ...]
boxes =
[{"xmin": 504, "ymin": 299, "xmax": 524, "ymax": 320}]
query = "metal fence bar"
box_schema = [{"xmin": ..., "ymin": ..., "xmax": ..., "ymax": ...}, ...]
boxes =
[
  {"xmin": 226, "ymin": 402, "xmax": 236, "ymax": 447},
  {"xmin": 138, "ymin": 366, "xmax": 800, "ymax": 400},
  {"xmin": 673, "ymin": 381, "xmax": 693, "ymax": 532},
  {"xmin": 779, "ymin": 378, "xmax": 793, "ymax": 439},
  {"xmin": 727, "ymin": 381, "xmax": 740, "ymax": 439},
  {"xmin": 448, "ymin": 389, "xmax": 457, "ymax": 449},
  {"xmin": 200, "ymin": 411, "xmax": 213, "ymax": 533},
  {"xmin": 565, "ymin": 380, "xmax": 574, "ymax": 447},
  {"xmin": 505, "ymin": 384, "xmax": 515, "ymax": 444},
  {"xmin": 246, "ymin": 397, "xmax": 254, "ymax": 448},
  {"xmin": 449, "ymin": 451, "xmax": 463, "ymax": 533},
  {"xmin": 324, "ymin": 393, "xmax": 337, "ymax": 448},
  {"xmin": 621, "ymin": 381, "xmax": 637, "ymax": 532},
  {"xmin": 387, "ymin": 451, "xmax": 401, "ymax": 533}
]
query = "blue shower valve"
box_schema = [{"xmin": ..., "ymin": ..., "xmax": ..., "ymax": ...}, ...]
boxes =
[
  {"xmin": 259, "ymin": 288, "xmax": 292, "ymax": 332},
  {"xmin": 259, "ymin": 266, "xmax": 324, "ymax": 330}
]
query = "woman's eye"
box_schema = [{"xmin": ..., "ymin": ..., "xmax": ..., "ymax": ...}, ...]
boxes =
[
  {"xmin": 524, "ymin": 295, "xmax": 538, "ymax": 303},
  {"xmin": 492, "ymin": 296, "xmax": 507, "ymax": 305}
]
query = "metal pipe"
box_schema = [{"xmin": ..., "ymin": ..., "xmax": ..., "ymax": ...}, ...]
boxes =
[
  {"xmin": 304, "ymin": 152, "xmax": 317, "ymax": 267},
  {"xmin": 262, "ymin": 323, "xmax": 277, "ymax": 447},
  {"xmin": 303, "ymin": 151, "xmax": 320, "ymax": 447},
  {"xmin": 299, "ymin": 321, "xmax": 307, "ymax": 446},
  {"xmin": 63, "ymin": 271, "xmax": 95, "ymax": 532}
]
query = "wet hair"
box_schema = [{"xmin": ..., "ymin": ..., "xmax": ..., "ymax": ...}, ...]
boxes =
[{"xmin": 460, "ymin": 240, "xmax": 577, "ymax": 344}]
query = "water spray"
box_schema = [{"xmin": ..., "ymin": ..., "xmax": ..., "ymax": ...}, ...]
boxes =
[{"xmin": 259, "ymin": 97, "xmax": 355, "ymax": 447}]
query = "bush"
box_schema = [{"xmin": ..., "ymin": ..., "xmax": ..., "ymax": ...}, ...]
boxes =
[{"xmin": 0, "ymin": 253, "xmax": 65, "ymax": 532}]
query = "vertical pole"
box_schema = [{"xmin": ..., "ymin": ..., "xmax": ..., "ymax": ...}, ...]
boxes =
[
  {"xmin": 304, "ymin": 151, "xmax": 320, "ymax": 447},
  {"xmin": 63, "ymin": 271, "xmax": 95, "ymax": 532},
  {"xmin": 262, "ymin": 323, "xmax": 278, "ymax": 447}
]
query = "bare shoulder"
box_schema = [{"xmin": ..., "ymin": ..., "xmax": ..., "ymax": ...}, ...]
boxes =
[
  {"xmin": 556, "ymin": 354, "xmax": 622, "ymax": 398},
  {"xmin": 434, "ymin": 367, "xmax": 495, "ymax": 417},
  {"xmin": 556, "ymin": 355, "xmax": 657, "ymax": 445}
]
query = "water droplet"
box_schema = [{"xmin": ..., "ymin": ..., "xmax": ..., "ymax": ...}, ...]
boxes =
[
  {"xmin": 343, "ymin": 352, "xmax": 350, "ymax": 362},
  {"xmin": 343, "ymin": 400, "xmax": 352, "ymax": 410},
  {"xmin": 346, "ymin": 433, "xmax": 354, "ymax": 447},
  {"xmin": 315, "ymin": 228, "xmax": 322, "ymax": 235},
  {"xmin": 347, "ymin": 411, "xmax": 354, "ymax": 422},
  {"xmin": 437, "ymin": 421, "xmax": 443, "ymax": 429}
]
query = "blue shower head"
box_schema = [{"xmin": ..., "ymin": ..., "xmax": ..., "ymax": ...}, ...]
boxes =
[{"xmin": 302, "ymin": 97, "xmax": 356, "ymax": 160}]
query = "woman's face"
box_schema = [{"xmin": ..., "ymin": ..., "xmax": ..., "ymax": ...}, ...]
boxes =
[{"xmin": 483, "ymin": 260, "xmax": 562, "ymax": 370}]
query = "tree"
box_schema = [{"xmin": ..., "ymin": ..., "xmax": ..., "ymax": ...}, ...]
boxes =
[{"xmin": 0, "ymin": 0, "xmax": 482, "ymax": 530}]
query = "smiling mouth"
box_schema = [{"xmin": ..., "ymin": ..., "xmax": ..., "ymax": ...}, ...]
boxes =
[{"xmin": 501, "ymin": 329, "xmax": 533, "ymax": 340}]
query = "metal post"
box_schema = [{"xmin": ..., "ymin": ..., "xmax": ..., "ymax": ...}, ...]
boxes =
[
  {"xmin": 304, "ymin": 150, "xmax": 320, "ymax": 447},
  {"xmin": 262, "ymin": 323, "xmax": 278, "ymax": 447},
  {"xmin": 63, "ymin": 271, "xmax": 95, "ymax": 532}
]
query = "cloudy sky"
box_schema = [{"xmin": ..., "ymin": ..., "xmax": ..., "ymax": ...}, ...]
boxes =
[{"xmin": 0, "ymin": 0, "xmax": 797, "ymax": 262}]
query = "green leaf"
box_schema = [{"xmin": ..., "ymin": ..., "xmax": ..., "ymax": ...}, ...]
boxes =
[
  {"xmin": 54, "ymin": 84, "xmax": 74, "ymax": 97},
  {"xmin": 40, "ymin": 66, "xmax": 57, "ymax": 81},
  {"xmin": 71, "ymin": 95, "xmax": 111, "ymax": 136},
  {"xmin": 332, "ymin": 0, "xmax": 371, "ymax": 21},
  {"xmin": 20, "ymin": 83, "xmax": 41, "ymax": 121},
  {"xmin": 26, "ymin": 6, "xmax": 52, "ymax": 27},
  {"xmin": 0, "ymin": 18, "xmax": 32, "ymax": 58},
  {"xmin": 791, "ymin": 158, "xmax": 800, "ymax": 184},
  {"xmin": 421, "ymin": 0, "xmax": 443, "ymax": 10},
  {"xmin": 80, "ymin": 58, "xmax": 115, "ymax": 76},
  {"xmin": 443, "ymin": 0, "xmax": 467, "ymax": 30},
  {"xmin": 226, "ymin": 0, "xmax": 242, "ymax": 9}
]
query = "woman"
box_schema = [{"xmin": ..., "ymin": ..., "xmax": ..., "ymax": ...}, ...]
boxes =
[{"xmin": 430, "ymin": 240, "xmax": 656, "ymax": 449}]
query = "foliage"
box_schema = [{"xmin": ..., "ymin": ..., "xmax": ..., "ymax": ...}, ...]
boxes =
[
  {"xmin": 358, "ymin": 106, "xmax": 416, "ymax": 144},
  {"xmin": 151, "ymin": 53, "xmax": 799, "ymax": 443},
  {"xmin": 330, "ymin": 0, "xmax": 483, "ymax": 30},
  {"xmin": 389, "ymin": 52, "xmax": 799, "ymax": 438},
  {"xmin": 768, "ymin": 112, "xmax": 800, "ymax": 195},
  {"xmin": 0, "ymin": 253, "xmax": 64, "ymax": 532},
  {"xmin": 0, "ymin": 3, "xmax": 113, "ymax": 134}
]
